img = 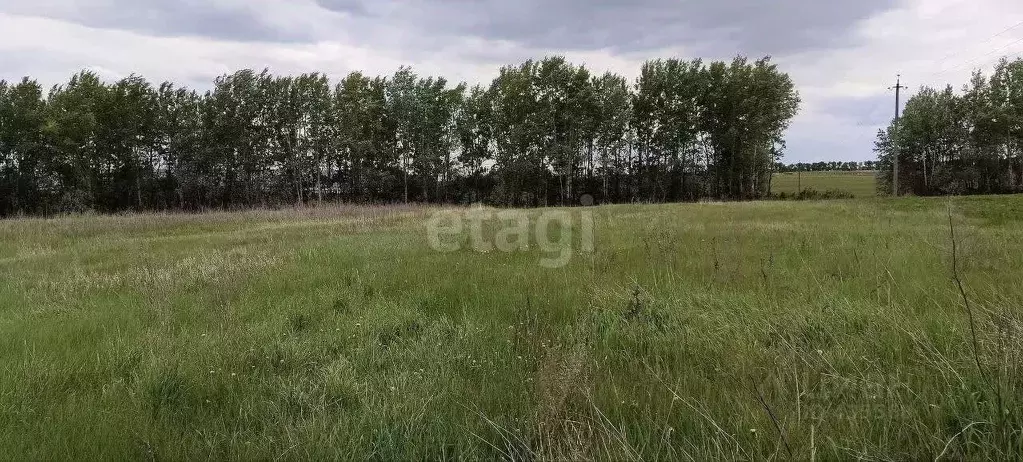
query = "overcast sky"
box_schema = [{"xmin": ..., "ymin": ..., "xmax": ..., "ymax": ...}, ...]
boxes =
[{"xmin": 1, "ymin": 0, "xmax": 1022, "ymax": 162}]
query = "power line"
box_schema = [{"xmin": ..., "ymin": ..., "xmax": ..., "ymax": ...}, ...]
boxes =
[
  {"xmin": 937, "ymin": 35, "xmax": 1023, "ymax": 77},
  {"xmin": 889, "ymin": 75, "xmax": 907, "ymax": 196},
  {"xmin": 875, "ymin": 18, "xmax": 1023, "ymax": 196},
  {"xmin": 932, "ymin": 18, "xmax": 1023, "ymax": 70}
]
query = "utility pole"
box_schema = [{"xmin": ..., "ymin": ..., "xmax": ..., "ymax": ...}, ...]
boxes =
[{"xmin": 890, "ymin": 75, "xmax": 907, "ymax": 196}]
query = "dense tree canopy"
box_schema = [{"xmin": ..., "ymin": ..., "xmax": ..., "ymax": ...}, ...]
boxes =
[
  {"xmin": 0, "ymin": 56, "xmax": 800, "ymax": 216},
  {"xmin": 876, "ymin": 58, "xmax": 1023, "ymax": 196}
]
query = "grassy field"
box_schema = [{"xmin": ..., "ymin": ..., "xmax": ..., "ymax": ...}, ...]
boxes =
[
  {"xmin": 772, "ymin": 171, "xmax": 878, "ymax": 197},
  {"xmin": 2, "ymin": 197, "xmax": 1022, "ymax": 459}
]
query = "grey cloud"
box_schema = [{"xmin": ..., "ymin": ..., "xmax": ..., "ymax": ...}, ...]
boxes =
[
  {"xmin": 785, "ymin": 121, "xmax": 879, "ymax": 162},
  {"xmin": 0, "ymin": 48, "xmax": 212, "ymax": 90},
  {"xmin": 785, "ymin": 134, "xmax": 876, "ymax": 162},
  {"xmin": 818, "ymin": 94, "xmax": 896, "ymax": 127},
  {"xmin": 317, "ymin": 0, "xmax": 897, "ymax": 55},
  {"xmin": 4, "ymin": 0, "xmax": 309, "ymax": 42},
  {"xmin": 0, "ymin": 49, "xmax": 87, "ymax": 85}
]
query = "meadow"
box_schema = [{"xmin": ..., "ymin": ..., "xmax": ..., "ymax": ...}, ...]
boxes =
[
  {"xmin": 771, "ymin": 171, "xmax": 878, "ymax": 198},
  {"xmin": 1, "ymin": 196, "xmax": 1022, "ymax": 460}
]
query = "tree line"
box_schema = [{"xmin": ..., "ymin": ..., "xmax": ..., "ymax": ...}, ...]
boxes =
[
  {"xmin": 0, "ymin": 56, "xmax": 800, "ymax": 217},
  {"xmin": 775, "ymin": 161, "xmax": 878, "ymax": 173},
  {"xmin": 875, "ymin": 57, "xmax": 1023, "ymax": 196}
]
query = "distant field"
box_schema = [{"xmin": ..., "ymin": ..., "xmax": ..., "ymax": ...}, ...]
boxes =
[
  {"xmin": 2, "ymin": 196, "xmax": 1023, "ymax": 459},
  {"xmin": 772, "ymin": 170, "xmax": 878, "ymax": 197}
]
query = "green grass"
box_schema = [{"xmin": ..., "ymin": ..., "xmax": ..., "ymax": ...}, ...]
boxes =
[
  {"xmin": 1, "ymin": 197, "xmax": 1022, "ymax": 459},
  {"xmin": 772, "ymin": 170, "xmax": 878, "ymax": 197}
]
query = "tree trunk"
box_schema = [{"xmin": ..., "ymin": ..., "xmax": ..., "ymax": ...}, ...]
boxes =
[
  {"xmin": 403, "ymin": 166, "xmax": 409, "ymax": 203},
  {"xmin": 316, "ymin": 157, "xmax": 323, "ymax": 203}
]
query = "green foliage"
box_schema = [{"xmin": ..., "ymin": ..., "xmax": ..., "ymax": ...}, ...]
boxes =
[
  {"xmin": 876, "ymin": 57, "xmax": 1023, "ymax": 196},
  {"xmin": 772, "ymin": 187, "xmax": 856, "ymax": 200},
  {"xmin": 776, "ymin": 160, "xmax": 878, "ymax": 172},
  {"xmin": 0, "ymin": 57, "xmax": 801, "ymax": 217}
]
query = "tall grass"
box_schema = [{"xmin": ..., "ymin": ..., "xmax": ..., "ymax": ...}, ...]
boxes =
[{"xmin": 0, "ymin": 196, "xmax": 1021, "ymax": 459}]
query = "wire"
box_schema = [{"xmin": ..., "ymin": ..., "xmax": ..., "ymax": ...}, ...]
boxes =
[
  {"xmin": 932, "ymin": 18, "xmax": 1023, "ymax": 70},
  {"xmin": 937, "ymin": 35, "xmax": 1023, "ymax": 76}
]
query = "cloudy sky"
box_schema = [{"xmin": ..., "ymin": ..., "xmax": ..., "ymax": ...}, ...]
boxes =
[{"xmin": 1, "ymin": 0, "xmax": 1022, "ymax": 162}]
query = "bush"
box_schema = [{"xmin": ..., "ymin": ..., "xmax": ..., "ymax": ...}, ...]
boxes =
[{"xmin": 771, "ymin": 188, "xmax": 855, "ymax": 201}]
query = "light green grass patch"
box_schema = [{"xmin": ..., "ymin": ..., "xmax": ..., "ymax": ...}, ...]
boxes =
[
  {"xmin": 0, "ymin": 198, "xmax": 1021, "ymax": 459},
  {"xmin": 772, "ymin": 170, "xmax": 878, "ymax": 197}
]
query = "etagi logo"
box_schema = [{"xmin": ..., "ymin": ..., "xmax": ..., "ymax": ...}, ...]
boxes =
[{"xmin": 426, "ymin": 196, "xmax": 595, "ymax": 268}]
